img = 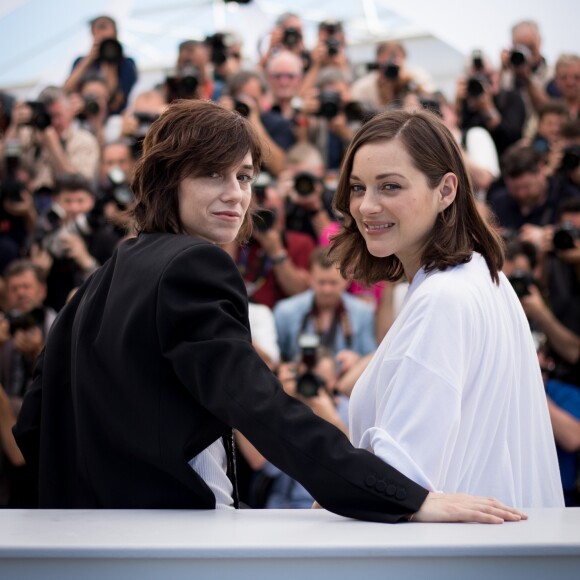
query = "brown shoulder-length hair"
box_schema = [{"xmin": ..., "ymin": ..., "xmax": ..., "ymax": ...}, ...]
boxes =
[
  {"xmin": 131, "ymin": 99, "xmax": 262, "ymax": 243},
  {"xmin": 330, "ymin": 109, "xmax": 504, "ymax": 285}
]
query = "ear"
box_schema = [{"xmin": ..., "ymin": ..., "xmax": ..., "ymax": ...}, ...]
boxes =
[{"xmin": 437, "ymin": 172, "xmax": 458, "ymax": 212}]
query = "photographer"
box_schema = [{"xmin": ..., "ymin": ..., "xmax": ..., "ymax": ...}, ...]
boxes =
[
  {"xmin": 32, "ymin": 173, "xmax": 119, "ymax": 311},
  {"xmin": 64, "ymin": 15, "xmax": 137, "ymax": 115},
  {"xmin": 118, "ymin": 89, "xmax": 166, "ymax": 159},
  {"xmin": 351, "ymin": 40, "xmax": 433, "ymax": 111},
  {"xmin": 258, "ymin": 12, "xmax": 309, "ymax": 74},
  {"xmin": 163, "ymin": 40, "xmax": 212, "ymax": 103},
  {"xmin": 499, "ymin": 20, "xmax": 553, "ymax": 135},
  {"xmin": 223, "ymin": 172, "xmax": 314, "ymax": 309},
  {"xmin": 96, "ymin": 141, "xmax": 136, "ymax": 239},
  {"xmin": 206, "ymin": 31, "xmax": 245, "ymax": 101},
  {"xmin": 542, "ymin": 198, "xmax": 580, "ymax": 389},
  {"xmin": 295, "ymin": 67, "xmax": 363, "ymax": 172},
  {"xmin": 551, "ymin": 54, "xmax": 580, "ymax": 120},
  {"xmin": 274, "ymin": 246, "xmax": 376, "ymax": 364},
  {"xmin": 0, "ymin": 260, "xmax": 55, "ymax": 507},
  {"xmin": 0, "ymin": 142, "xmax": 37, "ymax": 269},
  {"xmin": 277, "ymin": 143, "xmax": 335, "ymax": 242},
  {"xmin": 487, "ymin": 144, "xmax": 580, "ymax": 243},
  {"xmin": 300, "ymin": 20, "xmax": 351, "ymax": 97},
  {"xmin": 219, "ymin": 70, "xmax": 286, "ymax": 176},
  {"xmin": 456, "ymin": 51, "xmax": 526, "ymax": 157},
  {"xmin": 4, "ymin": 87, "xmax": 100, "ymax": 192},
  {"xmin": 243, "ymin": 349, "xmax": 349, "ymax": 509}
]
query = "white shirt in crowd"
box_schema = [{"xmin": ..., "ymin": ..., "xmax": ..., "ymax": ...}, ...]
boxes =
[{"xmin": 349, "ymin": 253, "xmax": 564, "ymax": 508}]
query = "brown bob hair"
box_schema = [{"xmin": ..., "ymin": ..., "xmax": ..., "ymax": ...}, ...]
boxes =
[
  {"xmin": 330, "ymin": 109, "xmax": 504, "ymax": 284},
  {"xmin": 131, "ymin": 99, "xmax": 262, "ymax": 243}
]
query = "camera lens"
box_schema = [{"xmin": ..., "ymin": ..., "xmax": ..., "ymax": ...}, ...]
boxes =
[
  {"xmin": 553, "ymin": 222, "xmax": 578, "ymax": 251},
  {"xmin": 295, "ymin": 370, "xmax": 324, "ymax": 398},
  {"xmin": 467, "ymin": 77, "xmax": 485, "ymax": 98},
  {"xmin": 252, "ymin": 208, "xmax": 276, "ymax": 233},
  {"xmin": 294, "ymin": 172, "xmax": 317, "ymax": 196},
  {"xmin": 508, "ymin": 269, "xmax": 532, "ymax": 299}
]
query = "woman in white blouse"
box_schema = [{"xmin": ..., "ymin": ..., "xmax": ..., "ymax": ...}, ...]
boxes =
[{"xmin": 330, "ymin": 108, "xmax": 564, "ymax": 508}]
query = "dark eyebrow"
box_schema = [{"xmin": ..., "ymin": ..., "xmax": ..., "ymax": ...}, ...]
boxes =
[
  {"xmin": 239, "ymin": 164, "xmax": 255, "ymax": 172},
  {"xmin": 350, "ymin": 172, "xmax": 405, "ymax": 181}
]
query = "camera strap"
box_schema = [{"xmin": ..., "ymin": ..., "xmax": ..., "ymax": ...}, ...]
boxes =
[{"xmin": 300, "ymin": 300, "xmax": 353, "ymax": 351}]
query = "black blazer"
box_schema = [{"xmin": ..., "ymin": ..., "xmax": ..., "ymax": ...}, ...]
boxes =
[{"xmin": 14, "ymin": 233, "xmax": 428, "ymax": 522}]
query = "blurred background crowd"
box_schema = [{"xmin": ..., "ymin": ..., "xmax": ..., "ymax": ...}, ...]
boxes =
[{"xmin": 0, "ymin": 0, "xmax": 579, "ymax": 510}]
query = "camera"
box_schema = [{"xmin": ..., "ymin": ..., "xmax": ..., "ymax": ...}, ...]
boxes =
[
  {"xmin": 531, "ymin": 135, "xmax": 550, "ymax": 155},
  {"xmin": 98, "ymin": 38, "xmax": 123, "ymax": 64},
  {"xmin": 24, "ymin": 101, "xmax": 51, "ymax": 131},
  {"xmin": 508, "ymin": 269, "xmax": 533, "ymax": 299},
  {"xmin": 295, "ymin": 334, "xmax": 325, "ymax": 398},
  {"xmin": 6, "ymin": 307, "xmax": 45, "ymax": 335},
  {"xmin": 104, "ymin": 167, "xmax": 134, "ymax": 210},
  {"xmin": 76, "ymin": 94, "xmax": 101, "ymax": 121},
  {"xmin": 343, "ymin": 101, "xmax": 376, "ymax": 123},
  {"xmin": 294, "ymin": 172, "xmax": 318, "ymax": 197},
  {"xmin": 41, "ymin": 212, "xmax": 94, "ymax": 259},
  {"xmin": 559, "ymin": 144, "xmax": 580, "ymax": 173},
  {"xmin": 128, "ymin": 111, "xmax": 159, "ymax": 158},
  {"xmin": 318, "ymin": 89, "xmax": 341, "ymax": 119},
  {"xmin": 166, "ymin": 63, "xmax": 200, "ymax": 102},
  {"xmin": 205, "ymin": 32, "xmax": 236, "ymax": 67},
  {"xmin": 552, "ymin": 221, "xmax": 579, "ymax": 251},
  {"xmin": 382, "ymin": 61, "xmax": 400, "ymax": 80},
  {"xmin": 233, "ymin": 100, "xmax": 250, "ymax": 118},
  {"xmin": 509, "ymin": 44, "xmax": 531, "ymax": 68},
  {"xmin": 252, "ymin": 208, "xmax": 276, "ymax": 233},
  {"xmin": 466, "ymin": 75, "xmax": 487, "ymax": 98},
  {"xmin": 325, "ymin": 38, "xmax": 341, "ymax": 57},
  {"xmin": 282, "ymin": 27, "xmax": 302, "ymax": 48}
]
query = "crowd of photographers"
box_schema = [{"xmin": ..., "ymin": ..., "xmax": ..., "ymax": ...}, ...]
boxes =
[{"xmin": 0, "ymin": 13, "xmax": 579, "ymax": 508}]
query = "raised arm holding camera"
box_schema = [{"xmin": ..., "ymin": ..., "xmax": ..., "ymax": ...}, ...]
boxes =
[{"xmin": 63, "ymin": 15, "xmax": 137, "ymax": 115}]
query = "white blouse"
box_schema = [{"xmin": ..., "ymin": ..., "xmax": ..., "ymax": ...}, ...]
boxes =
[{"xmin": 349, "ymin": 253, "xmax": 564, "ymax": 508}]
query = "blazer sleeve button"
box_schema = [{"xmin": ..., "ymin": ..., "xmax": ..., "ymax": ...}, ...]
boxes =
[
  {"xmin": 375, "ymin": 480, "xmax": 387, "ymax": 492},
  {"xmin": 396, "ymin": 488, "xmax": 407, "ymax": 500},
  {"xmin": 365, "ymin": 475, "xmax": 377, "ymax": 487},
  {"xmin": 386, "ymin": 484, "xmax": 397, "ymax": 496}
]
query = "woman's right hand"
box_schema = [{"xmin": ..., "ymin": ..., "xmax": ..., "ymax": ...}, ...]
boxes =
[{"xmin": 412, "ymin": 492, "xmax": 528, "ymax": 524}]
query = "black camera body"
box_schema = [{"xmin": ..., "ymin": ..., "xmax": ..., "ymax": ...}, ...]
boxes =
[
  {"xmin": 166, "ymin": 64, "xmax": 200, "ymax": 102},
  {"xmin": 509, "ymin": 44, "xmax": 531, "ymax": 68},
  {"xmin": 472, "ymin": 49, "xmax": 484, "ymax": 71},
  {"xmin": 466, "ymin": 75, "xmax": 487, "ymax": 98},
  {"xmin": 325, "ymin": 38, "xmax": 341, "ymax": 57},
  {"xmin": 295, "ymin": 334, "xmax": 324, "ymax": 398},
  {"xmin": 76, "ymin": 95, "xmax": 101, "ymax": 121},
  {"xmin": 318, "ymin": 89, "xmax": 341, "ymax": 119},
  {"xmin": 205, "ymin": 33, "xmax": 236, "ymax": 67},
  {"xmin": 6, "ymin": 307, "xmax": 45, "ymax": 335},
  {"xmin": 382, "ymin": 61, "xmax": 400, "ymax": 80},
  {"xmin": 282, "ymin": 27, "xmax": 302, "ymax": 48},
  {"xmin": 560, "ymin": 144, "xmax": 580, "ymax": 173},
  {"xmin": 24, "ymin": 101, "xmax": 51, "ymax": 131},
  {"xmin": 252, "ymin": 208, "xmax": 276, "ymax": 233},
  {"xmin": 508, "ymin": 269, "xmax": 534, "ymax": 299},
  {"xmin": 553, "ymin": 221, "xmax": 579, "ymax": 251},
  {"xmin": 98, "ymin": 38, "xmax": 123, "ymax": 64}
]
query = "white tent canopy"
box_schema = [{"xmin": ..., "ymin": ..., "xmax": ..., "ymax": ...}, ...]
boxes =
[{"xmin": 1, "ymin": 0, "xmax": 578, "ymax": 100}]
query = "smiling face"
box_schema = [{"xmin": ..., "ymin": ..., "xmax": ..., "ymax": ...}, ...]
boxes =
[
  {"xmin": 348, "ymin": 139, "xmax": 456, "ymax": 281},
  {"xmin": 177, "ymin": 152, "xmax": 254, "ymax": 245}
]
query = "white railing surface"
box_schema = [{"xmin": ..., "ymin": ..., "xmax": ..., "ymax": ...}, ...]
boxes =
[{"xmin": 1, "ymin": 508, "xmax": 579, "ymax": 580}]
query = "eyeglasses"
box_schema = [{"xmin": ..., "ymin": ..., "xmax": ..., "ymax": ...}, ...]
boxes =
[
  {"xmin": 230, "ymin": 52, "xmax": 242, "ymax": 60},
  {"xmin": 270, "ymin": 72, "xmax": 299, "ymax": 81}
]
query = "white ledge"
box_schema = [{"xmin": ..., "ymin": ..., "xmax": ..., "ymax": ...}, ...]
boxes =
[{"xmin": 1, "ymin": 508, "xmax": 579, "ymax": 579}]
